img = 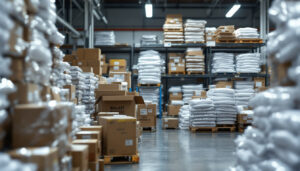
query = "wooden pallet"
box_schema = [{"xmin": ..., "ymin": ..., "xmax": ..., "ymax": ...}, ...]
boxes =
[
  {"xmin": 187, "ymin": 71, "xmax": 205, "ymax": 75},
  {"xmin": 164, "ymin": 41, "xmax": 185, "ymax": 44},
  {"xmin": 142, "ymin": 127, "xmax": 156, "ymax": 132},
  {"xmin": 216, "ymin": 124, "xmax": 236, "ymax": 132},
  {"xmin": 103, "ymin": 153, "xmax": 139, "ymax": 165},
  {"xmin": 168, "ymin": 71, "xmax": 186, "ymax": 75},
  {"xmin": 185, "ymin": 41, "xmax": 205, "ymax": 44},
  {"xmin": 216, "ymin": 39, "xmax": 236, "ymax": 43},
  {"xmin": 163, "ymin": 127, "xmax": 179, "ymax": 130},
  {"xmin": 138, "ymin": 83, "xmax": 160, "ymax": 87},
  {"xmin": 190, "ymin": 127, "xmax": 217, "ymax": 133},
  {"xmin": 236, "ymin": 39, "xmax": 263, "ymax": 43},
  {"xmin": 164, "ymin": 28, "xmax": 183, "ymax": 32}
]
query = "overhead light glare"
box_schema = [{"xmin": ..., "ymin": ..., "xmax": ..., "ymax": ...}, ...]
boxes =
[
  {"xmin": 225, "ymin": 4, "xmax": 241, "ymax": 18},
  {"xmin": 145, "ymin": 3, "xmax": 153, "ymax": 18}
]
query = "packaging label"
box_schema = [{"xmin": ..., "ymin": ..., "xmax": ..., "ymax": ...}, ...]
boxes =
[
  {"xmin": 82, "ymin": 135, "xmax": 92, "ymax": 139},
  {"xmin": 164, "ymin": 42, "xmax": 172, "ymax": 47},
  {"xmin": 256, "ymin": 82, "xmax": 262, "ymax": 87},
  {"xmin": 173, "ymin": 92, "xmax": 178, "ymax": 96},
  {"xmin": 174, "ymin": 58, "xmax": 179, "ymax": 63},
  {"xmin": 206, "ymin": 41, "xmax": 216, "ymax": 47},
  {"xmin": 171, "ymin": 63, "xmax": 175, "ymax": 67},
  {"xmin": 194, "ymin": 91, "xmax": 201, "ymax": 96},
  {"xmin": 148, "ymin": 109, "xmax": 152, "ymax": 113},
  {"xmin": 71, "ymin": 92, "xmax": 75, "ymax": 99},
  {"xmin": 171, "ymin": 67, "xmax": 177, "ymax": 71},
  {"xmin": 114, "ymin": 61, "xmax": 119, "ymax": 65},
  {"xmin": 125, "ymin": 139, "xmax": 133, "ymax": 146},
  {"xmin": 140, "ymin": 109, "xmax": 147, "ymax": 115},
  {"xmin": 226, "ymin": 85, "xmax": 231, "ymax": 88},
  {"xmin": 113, "ymin": 66, "xmax": 119, "ymax": 70}
]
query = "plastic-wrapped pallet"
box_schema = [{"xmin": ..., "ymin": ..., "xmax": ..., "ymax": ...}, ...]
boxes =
[
  {"xmin": 137, "ymin": 50, "xmax": 161, "ymax": 84},
  {"xmin": 52, "ymin": 47, "xmax": 72, "ymax": 87},
  {"xmin": 236, "ymin": 53, "xmax": 261, "ymax": 73},
  {"xmin": 70, "ymin": 66, "xmax": 85, "ymax": 104},
  {"xmin": 235, "ymin": 81, "xmax": 255, "ymax": 107},
  {"xmin": 163, "ymin": 14, "xmax": 184, "ymax": 43},
  {"xmin": 212, "ymin": 53, "xmax": 235, "ymax": 73},
  {"xmin": 82, "ymin": 73, "xmax": 98, "ymax": 114},
  {"xmin": 208, "ymin": 88, "xmax": 237, "ymax": 125},
  {"xmin": 141, "ymin": 35, "xmax": 158, "ymax": 46},
  {"xmin": 184, "ymin": 19, "xmax": 206, "ymax": 43},
  {"xmin": 179, "ymin": 105, "xmax": 190, "ymax": 129},
  {"xmin": 71, "ymin": 105, "xmax": 92, "ymax": 139},
  {"xmin": 185, "ymin": 48, "xmax": 205, "ymax": 73},
  {"xmin": 95, "ymin": 31, "xmax": 115, "ymax": 45},
  {"xmin": 189, "ymin": 98, "xmax": 216, "ymax": 127},
  {"xmin": 139, "ymin": 87, "xmax": 160, "ymax": 116},
  {"xmin": 235, "ymin": 27, "xmax": 260, "ymax": 39},
  {"xmin": 182, "ymin": 84, "xmax": 203, "ymax": 103}
]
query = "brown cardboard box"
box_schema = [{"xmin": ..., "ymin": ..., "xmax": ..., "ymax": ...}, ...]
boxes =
[
  {"xmin": 254, "ymin": 77, "xmax": 265, "ymax": 88},
  {"xmin": 88, "ymin": 161, "xmax": 99, "ymax": 171},
  {"xmin": 109, "ymin": 72, "xmax": 132, "ymax": 89},
  {"xmin": 12, "ymin": 104, "xmax": 71, "ymax": 148},
  {"xmin": 80, "ymin": 66, "xmax": 94, "ymax": 73},
  {"xmin": 77, "ymin": 48, "xmax": 101, "ymax": 61},
  {"xmin": 101, "ymin": 63, "xmax": 108, "ymax": 75},
  {"xmin": 162, "ymin": 118, "xmax": 179, "ymax": 129},
  {"xmin": 99, "ymin": 159, "xmax": 104, "ymax": 171},
  {"xmin": 97, "ymin": 95, "xmax": 144, "ymax": 117},
  {"xmin": 137, "ymin": 104, "xmax": 156, "ymax": 128},
  {"xmin": 63, "ymin": 54, "xmax": 76, "ymax": 63},
  {"xmin": 63, "ymin": 85, "xmax": 76, "ymax": 101},
  {"xmin": 9, "ymin": 83, "xmax": 39, "ymax": 105},
  {"xmin": 71, "ymin": 144, "xmax": 89, "ymax": 171},
  {"xmin": 186, "ymin": 50, "xmax": 203, "ymax": 56},
  {"xmin": 168, "ymin": 105, "xmax": 181, "ymax": 116},
  {"xmin": 169, "ymin": 92, "xmax": 182, "ymax": 101},
  {"xmin": 99, "ymin": 116, "xmax": 137, "ymax": 155},
  {"xmin": 237, "ymin": 114, "xmax": 253, "ymax": 124},
  {"xmin": 109, "ymin": 65, "xmax": 126, "ymax": 72},
  {"xmin": 76, "ymin": 131, "xmax": 100, "ymax": 141},
  {"xmin": 109, "ymin": 59, "xmax": 127, "ymax": 67},
  {"xmin": 100, "ymin": 54, "xmax": 106, "ymax": 62},
  {"xmin": 98, "ymin": 84, "xmax": 121, "ymax": 91},
  {"xmin": 168, "ymin": 53, "xmax": 184, "ymax": 63},
  {"xmin": 216, "ymin": 81, "xmax": 233, "ymax": 88},
  {"xmin": 193, "ymin": 91, "xmax": 207, "ymax": 98},
  {"xmin": 168, "ymin": 63, "xmax": 185, "ymax": 74},
  {"xmin": 95, "ymin": 90, "xmax": 126, "ymax": 101},
  {"xmin": 50, "ymin": 87, "xmax": 61, "ymax": 101},
  {"xmin": 9, "ymin": 147, "xmax": 59, "ymax": 171},
  {"xmin": 10, "ymin": 58, "xmax": 24, "ymax": 81},
  {"xmin": 127, "ymin": 92, "xmax": 139, "ymax": 96},
  {"xmin": 73, "ymin": 139, "xmax": 98, "ymax": 162}
]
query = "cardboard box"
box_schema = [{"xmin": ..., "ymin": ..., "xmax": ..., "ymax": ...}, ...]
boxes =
[
  {"xmin": 216, "ymin": 81, "xmax": 233, "ymax": 88},
  {"xmin": 168, "ymin": 63, "xmax": 185, "ymax": 73},
  {"xmin": 96, "ymin": 95, "xmax": 144, "ymax": 117},
  {"xmin": 168, "ymin": 53, "xmax": 184, "ymax": 63},
  {"xmin": 98, "ymin": 84, "xmax": 121, "ymax": 91},
  {"xmin": 99, "ymin": 159, "xmax": 104, "ymax": 171},
  {"xmin": 9, "ymin": 147, "xmax": 59, "ymax": 171},
  {"xmin": 169, "ymin": 92, "xmax": 182, "ymax": 101},
  {"xmin": 73, "ymin": 139, "xmax": 98, "ymax": 162},
  {"xmin": 186, "ymin": 50, "xmax": 203, "ymax": 56},
  {"xmin": 76, "ymin": 131, "xmax": 100, "ymax": 141},
  {"xmin": 109, "ymin": 65, "xmax": 126, "ymax": 72},
  {"xmin": 63, "ymin": 85, "xmax": 76, "ymax": 101},
  {"xmin": 71, "ymin": 145, "xmax": 89, "ymax": 171},
  {"xmin": 109, "ymin": 72, "xmax": 132, "ymax": 89},
  {"xmin": 77, "ymin": 48, "xmax": 101, "ymax": 61},
  {"xmin": 254, "ymin": 77, "xmax": 265, "ymax": 88},
  {"xmin": 63, "ymin": 54, "xmax": 76, "ymax": 63},
  {"xmin": 162, "ymin": 118, "xmax": 179, "ymax": 129},
  {"xmin": 10, "ymin": 58, "xmax": 24, "ymax": 81},
  {"xmin": 237, "ymin": 114, "xmax": 253, "ymax": 124},
  {"xmin": 109, "ymin": 59, "xmax": 127, "ymax": 67},
  {"xmin": 101, "ymin": 63, "xmax": 108, "ymax": 75},
  {"xmin": 193, "ymin": 91, "xmax": 207, "ymax": 98},
  {"xmin": 137, "ymin": 104, "xmax": 156, "ymax": 128},
  {"xmin": 80, "ymin": 66, "xmax": 94, "ymax": 73},
  {"xmin": 9, "ymin": 83, "xmax": 39, "ymax": 105},
  {"xmin": 127, "ymin": 92, "xmax": 139, "ymax": 96},
  {"xmin": 88, "ymin": 162, "xmax": 99, "ymax": 171},
  {"xmin": 95, "ymin": 90, "xmax": 126, "ymax": 101},
  {"xmin": 168, "ymin": 105, "xmax": 181, "ymax": 116},
  {"xmin": 99, "ymin": 116, "xmax": 137, "ymax": 155}
]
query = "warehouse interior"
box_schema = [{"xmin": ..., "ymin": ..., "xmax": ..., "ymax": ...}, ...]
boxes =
[{"xmin": 2, "ymin": 0, "xmax": 300, "ymax": 171}]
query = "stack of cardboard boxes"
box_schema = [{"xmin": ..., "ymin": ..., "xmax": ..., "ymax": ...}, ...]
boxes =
[
  {"xmin": 215, "ymin": 25, "xmax": 236, "ymax": 43},
  {"xmin": 109, "ymin": 71, "xmax": 132, "ymax": 90},
  {"xmin": 163, "ymin": 89, "xmax": 183, "ymax": 129},
  {"xmin": 101, "ymin": 54, "xmax": 109, "ymax": 75},
  {"xmin": 74, "ymin": 48, "xmax": 102, "ymax": 76},
  {"xmin": 109, "ymin": 59, "xmax": 127, "ymax": 72},
  {"xmin": 163, "ymin": 14, "xmax": 184, "ymax": 44},
  {"xmin": 137, "ymin": 104, "xmax": 157, "ymax": 130},
  {"xmin": 168, "ymin": 53, "xmax": 185, "ymax": 75}
]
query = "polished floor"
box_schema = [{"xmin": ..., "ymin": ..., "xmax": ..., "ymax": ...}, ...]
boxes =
[{"xmin": 105, "ymin": 119, "xmax": 238, "ymax": 171}]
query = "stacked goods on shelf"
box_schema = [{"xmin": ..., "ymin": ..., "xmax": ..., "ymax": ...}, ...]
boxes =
[
  {"xmin": 235, "ymin": 27, "xmax": 261, "ymax": 43},
  {"xmin": 212, "ymin": 53, "xmax": 235, "ymax": 73},
  {"xmin": 139, "ymin": 87, "xmax": 160, "ymax": 116},
  {"xmin": 168, "ymin": 86, "xmax": 182, "ymax": 101},
  {"xmin": 100, "ymin": 54, "xmax": 108, "ymax": 75},
  {"xmin": 185, "ymin": 48, "xmax": 205, "ymax": 74},
  {"xmin": 254, "ymin": 77, "xmax": 266, "ymax": 91},
  {"xmin": 168, "ymin": 100, "xmax": 184, "ymax": 117},
  {"xmin": 230, "ymin": 1, "xmax": 300, "ymax": 170},
  {"xmin": 82, "ymin": 73, "xmax": 98, "ymax": 114},
  {"xmin": 95, "ymin": 31, "xmax": 116, "ymax": 46},
  {"xmin": 70, "ymin": 66, "xmax": 85, "ymax": 104},
  {"xmin": 163, "ymin": 14, "xmax": 184, "ymax": 44},
  {"xmin": 179, "ymin": 105, "xmax": 191, "ymax": 129},
  {"xmin": 234, "ymin": 81, "xmax": 255, "ymax": 107},
  {"xmin": 208, "ymin": 88, "xmax": 237, "ymax": 125},
  {"xmin": 236, "ymin": 53, "xmax": 261, "ymax": 73},
  {"xmin": 215, "ymin": 25, "xmax": 236, "ymax": 43},
  {"xmin": 141, "ymin": 35, "xmax": 158, "ymax": 46},
  {"xmin": 109, "ymin": 71, "xmax": 132, "ymax": 90},
  {"xmin": 168, "ymin": 53, "xmax": 185, "ymax": 74},
  {"xmin": 216, "ymin": 80, "xmax": 233, "ymax": 88},
  {"xmin": 205, "ymin": 27, "xmax": 217, "ymax": 43},
  {"xmin": 182, "ymin": 84, "xmax": 203, "ymax": 104},
  {"xmin": 189, "ymin": 98, "xmax": 216, "ymax": 128},
  {"xmin": 184, "ymin": 19, "xmax": 206, "ymax": 43},
  {"xmin": 109, "ymin": 59, "xmax": 127, "ymax": 72},
  {"xmin": 137, "ymin": 50, "xmax": 161, "ymax": 85}
]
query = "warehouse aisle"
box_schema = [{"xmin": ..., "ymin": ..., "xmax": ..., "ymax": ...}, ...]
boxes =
[{"xmin": 105, "ymin": 120, "xmax": 238, "ymax": 171}]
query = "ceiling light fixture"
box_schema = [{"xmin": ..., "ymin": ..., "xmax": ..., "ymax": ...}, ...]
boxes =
[
  {"xmin": 225, "ymin": 3, "xmax": 241, "ymax": 18},
  {"xmin": 145, "ymin": 1, "xmax": 153, "ymax": 18}
]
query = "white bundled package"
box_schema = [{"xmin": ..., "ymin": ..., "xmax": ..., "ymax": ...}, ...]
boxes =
[
  {"xmin": 139, "ymin": 87, "xmax": 160, "ymax": 116},
  {"xmin": 212, "ymin": 53, "xmax": 235, "ymax": 73},
  {"xmin": 179, "ymin": 105, "xmax": 190, "ymax": 129},
  {"xmin": 95, "ymin": 31, "xmax": 116, "ymax": 45},
  {"xmin": 189, "ymin": 98, "xmax": 216, "ymax": 127},
  {"xmin": 70, "ymin": 66, "xmax": 85, "ymax": 103},
  {"xmin": 138, "ymin": 50, "xmax": 161, "ymax": 84},
  {"xmin": 81, "ymin": 73, "xmax": 98, "ymax": 114},
  {"xmin": 235, "ymin": 27, "xmax": 260, "ymax": 39},
  {"xmin": 208, "ymin": 88, "xmax": 237, "ymax": 125},
  {"xmin": 168, "ymin": 86, "xmax": 181, "ymax": 93},
  {"xmin": 72, "ymin": 105, "xmax": 91, "ymax": 138},
  {"xmin": 184, "ymin": 19, "xmax": 207, "ymax": 43},
  {"xmin": 141, "ymin": 35, "xmax": 158, "ymax": 46},
  {"xmin": 0, "ymin": 153, "xmax": 37, "ymax": 171},
  {"xmin": 182, "ymin": 84, "xmax": 203, "ymax": 103},
  {"xmin": 236, "ymin": 53, "xmax": 261, "ymax": 73},
  {"xmin": 235, "ymin": 81, "xmax": 255, "ymax": 107}
]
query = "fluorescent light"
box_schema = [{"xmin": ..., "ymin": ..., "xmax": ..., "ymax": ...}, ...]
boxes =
[
  {"xmin": 225, "ymin": 4, "xmax": 241, "ymax": 18},
  {"xmin": 145, "ymin": 3, "xmax": 153, "ymax": 18}
]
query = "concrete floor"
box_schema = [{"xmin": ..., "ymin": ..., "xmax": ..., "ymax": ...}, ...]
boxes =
[{"xmin": 105, "ymin": 119, "xmax": 238, "ymax": 171}]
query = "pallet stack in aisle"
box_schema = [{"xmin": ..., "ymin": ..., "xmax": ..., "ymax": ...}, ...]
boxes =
[
  {"xmin": 168, "ymin": 53, "xmax": 185, "ymax": 75},
  {"xmin": 215, "ymin": 25, "xmax": 236, "ymax": 43},
  {"xmin": 163, "ymin": 14, "xmax": 184, "ymax": 44},
  {"xmin": 184, "ymin": 19, "xmax": 206, "ymax": 43},
  {"xmin": 137, "ymin": 104, "xmax": 157, "ymax": 131},
  {"xmin": 185, "ymin": 48, "xmax": 205, "ymax": 75}
]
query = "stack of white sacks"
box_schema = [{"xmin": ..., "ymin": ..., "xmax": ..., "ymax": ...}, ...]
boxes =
[
  {"xmin": 0, "ymin": 153, "xmax": 37, "ymax": 171},
  {"xmin": 184, "ymin": 19, "xmax": 207, "ymax": 43},
  {"xmin": 185, "ymin": 48, "xmax": 205, "ymax": 73},
  {"xmin": 235, "ymin": 27, "xmax": 260, "ymax": 39},
  {"xmin": 141, "ymin": 35, "xmax": 158, "ymax": 46},
  {"xmin": 230, "ymin": 1, "xmax": 300, "ymax": 170},
  {"xmin": 189, "ymin": 99, "xmax": 216, "ymax": 127},
  {"xmin": 71, "ymin": 105, "xmax": 91, "ymax": 139},
  {"xmin": 52, "ymin": 47, "xmax": 72, "ymax": 87},
  {"xmin": 70, "ymin": 66, "xmax": 85, "ymax": 104},
  {"xmin": 235, "ymin": 81, "xmax": 255, "ymax": 107},
  {"xmin": 236, "ymin": 53, "xmax": 261, "ymax": 73},
  {"xmin": 82, "ymin": 73, "xmax": 98, "ymax": 114},
  {"xmin": 179, "ymin": 105, "xmax": 191, "ymax": 129},
  {"xmin": 212, "ymin": 53, "xmax": 235, "ymax": 73},
  {"xmin": 182, "ymin": 84, "xmax": 203, "ymax": 104},
  {"xmin": 137, "ymin": 50, "xmax": 161, "ymax": 84},
  {"xmin": 95, "ymin": 31, "xmax": 116, "ymax": 45},
  {"xmin": 208, "ymin": 88, "xmax": 237, "ymax": 125}
]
